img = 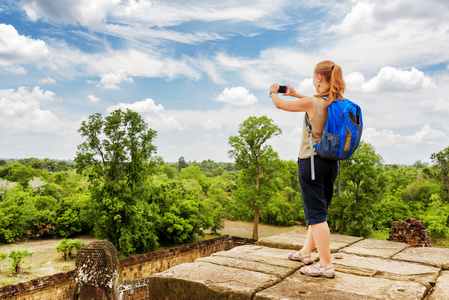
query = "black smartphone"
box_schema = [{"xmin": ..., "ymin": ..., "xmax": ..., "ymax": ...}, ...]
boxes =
[{"xmin": 278, "ymin": 85, "xmax": 287, "ymax": 93}]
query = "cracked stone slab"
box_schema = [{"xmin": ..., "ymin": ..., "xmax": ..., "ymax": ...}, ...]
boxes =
[
  {"xmin": 392, "ymin": 247, "xmax": 449, "ymax": 269},
  {"xmin": 254, "ymin": 269, "xmax": 428, "ymax": 300},
  {"xmin": 428, "ymin": 271, "xmax": 449, "ymax": 300},
  {"xmin": 255, "ymin": 232, "xmax": 308, "ymax": 250},
  {"xmin": 339, "ymin": 239, "xmax": 409, "ymax": 259},
  {"xmin": 147, "ymin": 261, "xmax": 280, "ymax": 300},
  {"xmin": 256, "ymin": 232, "xmax": 363, "ymax": 253},
  {"xmin": 196, "ymin": 255, "xmax": 295, "ymax": 279},
  {"xmin": 211, "ymin": 245, "xmax": 319, "ymax": 269},
  {"xmin": 332, "ymin": 252, "xmax": 439, "ymax": 287}
]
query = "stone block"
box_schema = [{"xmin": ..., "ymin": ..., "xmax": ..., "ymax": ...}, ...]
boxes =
[
  {"xmin": 256, "ymin": 232, "xmax": 308, "ymax": 250},
  {"xmin": 148, "ymin": 261, "xmax": 280, "ymax": 300},
  {"xmin": 211, "ymin": 245, "xmax": 319, "ymax": 269},
  {"xmin": 254, "ymin": 270, "xmax": 428, "ymax": 300},
  {"xmin": 197, "ymin": 255, "xmax": 295, "ymax": 279},
  {"xmin": 256, "ymin": 232, "xmax": 362, "ymax": 253},
  {"xmin": 392, "ymin": 247, "xmax": 449, "ymax": 269},
  {"xmin": 340, "ymin": 239, "xmax": 409, "ymax": 258},
  {"xmin": 428, "ymin": 271, "xmax": 449, "ymax": 300},
  {"xmin": 332, "ymin": 252, "xmax": 439, "ymax": 286}
]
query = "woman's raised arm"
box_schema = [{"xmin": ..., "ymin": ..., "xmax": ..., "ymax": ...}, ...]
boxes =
[{"xmin": 269, "ymin": 83, "xmax": 313, "ymax": 114}]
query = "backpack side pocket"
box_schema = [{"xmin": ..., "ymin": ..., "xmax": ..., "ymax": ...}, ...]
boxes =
[
  {"xmin": 315, "ymin": 131, "xmax": 340, "ymax": 159},
  {"xmin": 340, "ymin": 125, "xmax": 352, "ymax": 159}
]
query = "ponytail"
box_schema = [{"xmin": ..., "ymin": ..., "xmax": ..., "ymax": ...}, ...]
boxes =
[{"xmin": 313, "ymin": 60, "xmax": 346, "ymax": 106}]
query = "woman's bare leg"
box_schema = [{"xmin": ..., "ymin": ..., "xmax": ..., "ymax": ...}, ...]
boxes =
[
  {"xmin": 310, "ymin": 221, "xmax": 333, "ymax": 272},
  {"xmin": 300, "ymin": 225, "xmax": 315, "ymax": 257}
]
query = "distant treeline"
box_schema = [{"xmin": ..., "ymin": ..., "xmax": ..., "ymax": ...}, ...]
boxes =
[
  {"xmin": 1, "ymin": 148, "xmax": 448, "ymax": 249},
  {"xmin": 0, "ymin": 158, "xmax": 75, "ymax": 172}
]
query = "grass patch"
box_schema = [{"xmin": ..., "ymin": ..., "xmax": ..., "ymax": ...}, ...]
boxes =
[
  {"xmin": 434, "ymin": 238, "xmax": 449, "ymax": 248},
  {"xmin": 371, "ymin": 229, "xmax": 390, "ymax": 240},
  {"xmin": 0, "ymin": 236, "xmax": 98, "ymax": 287}
]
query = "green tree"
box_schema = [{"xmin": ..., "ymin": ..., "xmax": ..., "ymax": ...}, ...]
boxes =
[
  {"xmin": 0, "ymin": 163, "xmax": 46, "ymax": 188},
  {"xmin": 419, "ymin": 194, "xmax": 449, "ymax": 238},
  {"xmin": 228, "ymin": 116, "xmax": 282, "ymax": 239},
  {"xmin": 374, "ymin": 195, "xmax": 412, "ymax": 230},
  {"xmin": 54, "ymin": 239, "xmax": 86, "ymax": 260},
  {"xmin": 431, "ymin": 146, "xmax": 449, "ymax": 196},
  {"xmin": 27, "ymin": 158, "xmax": 43, "ymax": 170},
  {"xmin": 341, "ymin": 141, "xmax": 385, "ymax": 204},
  {"xmin": 413, "ymin": 160, "xmax": 428, "ymax": 169},
  {"xmin": 259, "ymin": 159, "xmax": 301, "ymax": 226},
  {"xmin": 179, "ymin": 165, "xmax": 210, "ymax": 193},
  {"xmin": 159, "ymin": 164, "xmax": 176, "ymax": 180},
  {"xmin": 54, "ymin": 238, "xmax": 71, "ymax": 260},
  {"xmin": 0, "ymin": 211, "xmax": 14, "ymax": 243},
  {"xmin": 328, "ymin": 141, "xmax": 386, "ymax": 237},
  {"xmin": 55, "ymin": 206, "xmax": 82, "ymax": 237},
  {"xmin": 178, "ymin": 156, "xmax": 188, "ymax": 172},
  {"xmin": 9, "ymin": 249, "xmax": 34, "ymax": 274},
  {"xmin": 158, "ymin": 199, "xmax": 208, "ymax": 245},
  {"xmin": 68, "ymin": 239, "xmax": 86, "ymax": 259},
  {"xmin": 75, "ymin": 109, "xmax": 159, "ymax": 257},
  {"xmin": 204, "ymin": 176, "xmax": 235, "ymax": 233}
]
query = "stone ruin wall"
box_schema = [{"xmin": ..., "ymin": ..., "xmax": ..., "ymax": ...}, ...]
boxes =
[{"xmin": 0, "ymin": 235, "xmax": 255, "ymax": 300}]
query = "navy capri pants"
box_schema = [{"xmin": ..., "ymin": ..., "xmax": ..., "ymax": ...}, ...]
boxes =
[{"xmin": 298, "ymin": 156, "xmax": 338, "ymax": 226}]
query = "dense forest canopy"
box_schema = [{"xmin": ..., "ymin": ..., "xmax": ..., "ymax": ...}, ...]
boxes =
[{"xmin": 1, "ymin": 110, "xmax": 448, "ymax": 256}]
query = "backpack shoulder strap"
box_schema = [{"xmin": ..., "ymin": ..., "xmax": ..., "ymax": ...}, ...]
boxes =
[{"xmin": 305, "ymin": 113, "xmax": 315, "ymax": 180}]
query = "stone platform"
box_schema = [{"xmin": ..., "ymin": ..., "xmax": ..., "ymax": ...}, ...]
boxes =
[{"xmin": 147, "ymin": 232, "xmax": 449, "ymax": 299}]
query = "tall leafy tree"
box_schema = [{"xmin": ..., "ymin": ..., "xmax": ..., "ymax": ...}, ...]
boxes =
[
  {"xmin": 178, "ymin": 156, "xmax": 188, "ymax": 172},
  {"xmin": 228, "ymin": 116, "xmax": 282, "ymax": 239},
  {"xmin": 75, "ymin": 109, "xmax": 158, "ymax": 257},
  {"xmin": 328, "ymin": 141, "xmax": 386, "ymax": 237},
  {"xmin": 431, "ymin": 146, "xmax": 449, "ymax": 197}
]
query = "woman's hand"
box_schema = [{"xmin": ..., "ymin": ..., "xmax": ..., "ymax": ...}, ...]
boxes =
[
  {"xmin": 269, "ymin": 83, "xmax": 297, "ymax": 97},
  {"xmin": 284, "ymin": 84, "xmax": 297, "ymax": 97}
]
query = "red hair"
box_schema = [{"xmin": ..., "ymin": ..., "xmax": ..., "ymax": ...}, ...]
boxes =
[{"xmin": 313, "ymin": 60, "xmax": 346, "ymax": 106}]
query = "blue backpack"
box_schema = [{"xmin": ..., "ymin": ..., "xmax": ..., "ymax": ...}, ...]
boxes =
[{"xmin": 305, "ymin": 98, "xmax": 363, "ymax": 186}]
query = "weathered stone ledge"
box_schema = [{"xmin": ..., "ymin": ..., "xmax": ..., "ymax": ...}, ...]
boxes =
[{"xmin": 147, "ymin": 232, "xmax": 449, "ymax": 299}]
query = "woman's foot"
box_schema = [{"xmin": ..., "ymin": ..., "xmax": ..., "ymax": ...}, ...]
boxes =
[
  {"xmin": 300, "ymin": 262, "xmax": 335, "ymax": 279},
  {"xmin": 287, "ymin": 251, "xmax": 312, "ymax": 265}
]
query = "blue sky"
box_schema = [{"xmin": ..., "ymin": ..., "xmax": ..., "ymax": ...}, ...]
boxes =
[{"xmin": 1, "ymin": 0, "xmax": 449, "ymax": 164}]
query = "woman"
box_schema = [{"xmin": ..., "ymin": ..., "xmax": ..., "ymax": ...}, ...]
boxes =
[{"xmin": 269, "ymin": 60, "xmax": 345, "ymax": 279}]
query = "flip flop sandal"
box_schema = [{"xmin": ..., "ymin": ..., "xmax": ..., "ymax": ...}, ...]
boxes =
[
  {"xmin": 300, "ymin": 262, "xmax": 335, "ymax": 279},
  {"xmin": 288, "ymin": 251, "xmax": 312, "ymax": 265}
]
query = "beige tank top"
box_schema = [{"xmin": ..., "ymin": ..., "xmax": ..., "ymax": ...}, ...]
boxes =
[{"xmin": 298, "ymin": 97, "xmax": 328, "ymax": 158}]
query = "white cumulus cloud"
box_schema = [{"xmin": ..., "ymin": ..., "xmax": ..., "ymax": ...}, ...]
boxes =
[
  {"xmin": 87, "ymin": 95, "xmax": 100, "ymax": 103},
  {"xmin": 423, "ymin": 98, "xmax": 449, "ymax": 114},
  {"xmin": 0, "ymin": 24, "xmax": 49, "ymax": 71},
  {"xmin": 97, "ymin": 69, "xmax": 134, "ymax": 89},
  {"xmin": 39, "ymin": 77, "xmax": 56, "ymax": 84},
  {"xmin": 329, "ymin": 2, "xmax": 375, "ymax": 34},
  {"xmin": 203, "ymin": 119, "xmax": 223, "ymax": 130},
  {"xmin": 346, "ymin": 67, "xmax": 434, "ymax": 93},
  {"xmin": 216, "ymin": 87, "xmax": 258, "ymax": 106},
  {"xmin": 363, "ymin": 125, "xmax": 448, "ymax": 148},
  {"xmin": 20, "ymin": 0, "xmax": 120, "ymax": 28},
  {"xmin": 106, "ymin": 98, "xmax": 185, "ymax": 131},
  {"xmin": 0, "ymin": 86, "xmax": 62, "ymax": 132},
  {"xmin": 107, "ymin": 98, "xmax": 164, "ymax": 114}
]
